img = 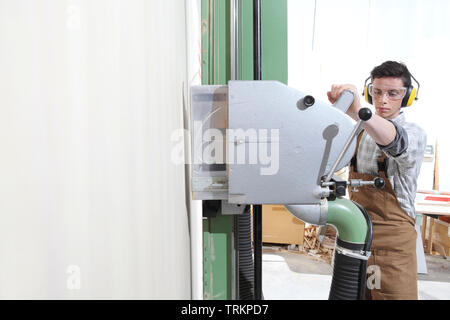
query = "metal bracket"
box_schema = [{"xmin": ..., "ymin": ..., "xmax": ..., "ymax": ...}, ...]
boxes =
[
  {"xmin": 335, "ymin": 245, "xmax": 371, "ymax": 261},
  {"xmin": 221, "ymin": 200, "xmax": 247, "ymax": 215}
]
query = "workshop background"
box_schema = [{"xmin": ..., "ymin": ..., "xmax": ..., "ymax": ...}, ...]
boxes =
[
  {"xmin": 0, "ymin": 0, "xmax": 448, "ymax": 299},
  {"xmin": 289, "ymin": 0, "xmax": 450, "ymax": 190}
]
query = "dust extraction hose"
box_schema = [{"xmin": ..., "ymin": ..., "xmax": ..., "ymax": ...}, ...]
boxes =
[
  {"xmin": 236, "ymin": 206, "xmax": 255, "ymax": 300},
  {"xmin": 327, "ymin": 198, "xmax": 373, "ymax": 300}
]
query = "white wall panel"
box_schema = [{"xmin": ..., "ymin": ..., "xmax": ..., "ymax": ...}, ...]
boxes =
[{"xmin": 0, "ymin": 0, "xmax": 190, "ymax": 299}]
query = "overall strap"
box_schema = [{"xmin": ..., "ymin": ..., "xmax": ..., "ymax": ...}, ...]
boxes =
[
  {"xmin": 377, "ymin": 151, "xmax": 389, "ymax": 177},
  {"xmin": 350, "ymin": 131, "xmax": 365, "ymax": 172}
]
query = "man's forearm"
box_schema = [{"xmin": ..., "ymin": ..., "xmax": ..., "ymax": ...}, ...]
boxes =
[{"xmin": 347, "ymin": 111, "xmax": 397, "ymax": 147}]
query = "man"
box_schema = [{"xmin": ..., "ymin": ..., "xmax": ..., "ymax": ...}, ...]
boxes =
[{"xmin": 327, "ymin": 61, "xmax": 427, "ymax": 300}]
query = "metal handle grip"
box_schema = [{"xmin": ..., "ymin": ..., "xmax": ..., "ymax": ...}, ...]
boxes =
[{"xmin": 324, "ymin": 108, "xmax": 372, "ymax": 183}]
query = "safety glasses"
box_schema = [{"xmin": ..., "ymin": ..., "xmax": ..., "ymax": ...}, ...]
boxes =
[{"xmin": 368, "ymin": 84, "xmax": 407, "ymax": 101}]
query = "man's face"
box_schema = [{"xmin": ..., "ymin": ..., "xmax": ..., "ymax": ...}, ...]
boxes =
[{"xmin": 371, "ymin": 77, "xmax": 405, "ymax": 120}]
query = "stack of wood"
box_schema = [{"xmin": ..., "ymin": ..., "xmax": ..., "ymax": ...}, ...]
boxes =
[{"xmin": 302, "ymin": 225, "xmax": 337, "ymax": 264}]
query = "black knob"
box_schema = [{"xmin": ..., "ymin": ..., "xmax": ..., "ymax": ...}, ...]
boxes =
[
  {"xmin": 336, "ymin": 185, "xmax": 346, "ymax": 196},
  {"xmin": 303, "ymin": 95, "xmax": 315, "ymax": 108},
  {"xmin": 374, "ymin": 177, "xmax": 385, "ymax": 189},
  {"xmin": 358, "ymin": 108, "xmax": 372, "ymax": 121}
]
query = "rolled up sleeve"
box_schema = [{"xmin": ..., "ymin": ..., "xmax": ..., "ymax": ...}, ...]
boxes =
[
  {"xmin": 377, "ymin": 120, "xmax": 408, "ymax": 157},
  {"xmin": 378, "ymin": 121, "xmax": 427, "ymax": 172}
]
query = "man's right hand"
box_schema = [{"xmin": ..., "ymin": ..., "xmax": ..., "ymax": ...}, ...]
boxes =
[{"xmin": 328, "ymin": 84, "xmax": 397, "ymax": 147}]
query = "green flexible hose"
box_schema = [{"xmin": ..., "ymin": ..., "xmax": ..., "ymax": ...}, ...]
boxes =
[{"xmin": 327, "ymin": 198, "xmax": 367, "ymax": 244}]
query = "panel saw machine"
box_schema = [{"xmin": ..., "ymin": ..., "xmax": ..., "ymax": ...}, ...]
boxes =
[{"xmin": 190, "ymin": 81, "xmax": 386, "ymax": 300}]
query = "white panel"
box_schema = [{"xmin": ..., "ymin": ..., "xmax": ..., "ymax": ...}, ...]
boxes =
[
  {"xmin": 184, "ymin": 0, "xmax": 203, "ymax": 300},
  {"xmin": 0, "ymin": 0, "xmax": 190, "ymax": 299}
]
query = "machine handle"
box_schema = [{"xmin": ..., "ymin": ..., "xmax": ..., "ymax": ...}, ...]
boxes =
[
  {"xmin": 347, "ymin": 177, "xmax": 386, "ymax": 190},
  {"xmin": 358, "ymin": 108, "xmax": 372, "ymax": 122},
  {"xmin": 333, "ymin": 90, "xmax": 354, "ymax": 113},
  {"xmin": 373, "ymin": 177, "xmax": 385, "ymax": 189},
  {"xmin": 324, "ymin": 108, "xmax": 373, "ymax": 183}
]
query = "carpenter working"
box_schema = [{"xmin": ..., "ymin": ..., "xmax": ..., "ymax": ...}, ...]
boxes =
[{"xmin": 327, "ymin": 61, "xmax": 427, "ymax": 300}]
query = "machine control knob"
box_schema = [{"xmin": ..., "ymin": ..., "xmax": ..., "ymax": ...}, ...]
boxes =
[
  {"xmin": 374, "ymin": 177, "xmax": 385, "ymax": 189},
  {"xmin": 336, "ymin": 185, "xmax": 346, "ymax": 195},
  {"xmin": 303, "ymin": 95, "xmax": 315, "ymax": 108},
  {"xmin": 358, "ymin": 108, "xmax": 372, "ymax": 121}
]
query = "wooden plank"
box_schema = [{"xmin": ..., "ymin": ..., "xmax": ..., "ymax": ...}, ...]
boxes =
[
  {"xmin": 304, "ymin": 237, "xmax": 312, "ymax": 249},
  {"xmin": 428, "ymin": 218, "xmax": 435, "ymax": 255},
  {"xmin": 415, "ymin": 205, "xmax": 450, "ymax": 215},
  {"xmin": 434, "ymin": 140, "xmax": 439, "ymax": 190},
  {"xmin": 422, "ymin": 215, "xmax": 427, "ymax": 249},
  {"xmin": 417, "ymin": 202, "xmax": 450, "ymax": 207}
]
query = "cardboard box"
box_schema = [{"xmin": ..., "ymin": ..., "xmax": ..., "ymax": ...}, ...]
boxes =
[
  {"xmin": 434, "ymin": 219, "xmax": 450, "ymax": 256},
  {"xmin": 262, "ymin": 205, "xmax": 305, "ymax": 246}
]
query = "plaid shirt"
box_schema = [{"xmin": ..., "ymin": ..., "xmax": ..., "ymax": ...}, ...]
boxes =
[{"xmin": 355, "ymin": 112, "xmax": 427, "ymax": 219}]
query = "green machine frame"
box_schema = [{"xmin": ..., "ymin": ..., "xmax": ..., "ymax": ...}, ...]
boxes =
[{"xmin": 201, "ymin": 0, "xmax": 288, "ymax": 300}]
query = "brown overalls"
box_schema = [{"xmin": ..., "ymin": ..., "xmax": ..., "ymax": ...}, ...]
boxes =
[{"xmin": 349, "ymin": 132, "xmax": 418, "ymax": 300}]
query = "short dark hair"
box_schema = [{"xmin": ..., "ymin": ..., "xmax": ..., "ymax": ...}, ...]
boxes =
[{"xmin": 371, "ymin": 61, "xmax": 412, "ymax": 87}]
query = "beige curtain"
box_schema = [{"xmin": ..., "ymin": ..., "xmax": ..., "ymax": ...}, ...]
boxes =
[{"xmin": 0, "ymin": 0, "xmax": 191, "ymax": 299}]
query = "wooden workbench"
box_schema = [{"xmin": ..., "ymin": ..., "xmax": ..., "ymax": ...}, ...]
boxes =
[{"xmin": 415, "ymin": 193, "xmax": 450, "ymax": 256}]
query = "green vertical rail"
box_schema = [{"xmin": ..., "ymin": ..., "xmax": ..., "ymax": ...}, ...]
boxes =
[
  {"xmin": 201, "ymin": 0, "xmax": 233, "ymax": 300},
  {"xmin": 262, "ymin": 0, "xmax": 288, "ymax": 84},
  {"xmin": 201, "ymin": 0, "xmax": 230, "ymax": 85},
  {"xmin": 203, "ymin": 213, "xmax": 233, "ymax": 300},
  {"xmin": 236, "ymin": 0, "xmax": 288, "ymax": 83},
  {"xmin": 201, "ymin": 0, "xmax": 287, "ymax": 300},
  {"xmin": 238, "ymin": 0, "xmax": 254, "ymax": 80}
]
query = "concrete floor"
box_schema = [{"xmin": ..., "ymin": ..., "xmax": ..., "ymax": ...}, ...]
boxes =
[{"xmin": 262, "ymin": 246, "xmax": 450, "ymax": 300}]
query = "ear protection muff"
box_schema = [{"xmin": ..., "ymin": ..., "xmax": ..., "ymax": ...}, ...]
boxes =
[
  {"xmin": 363, "ymin": 78, "xmax": 373, "ymax": 105},
  {"xmin": 362, "ymin": 74, "xmax": 420, "ymax": 108},
  {"xmin": 402, "ymin": 86, "xmax": 417, "ymax": 107}
]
